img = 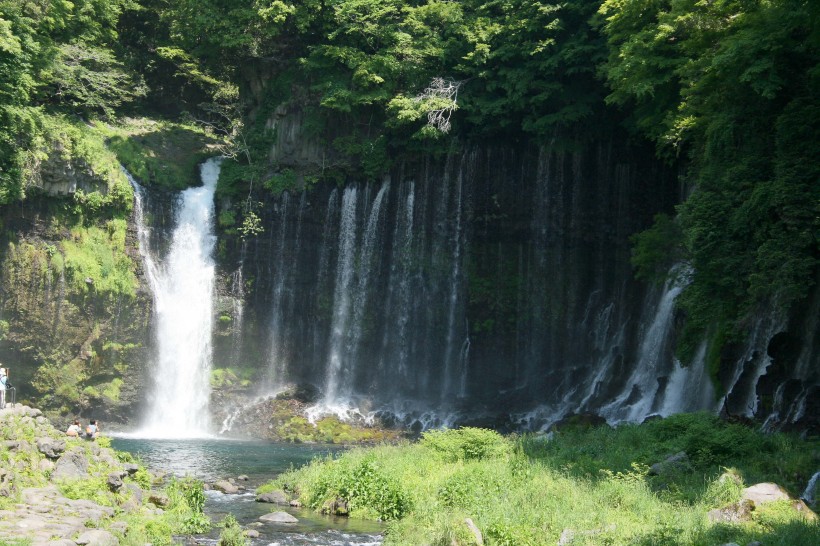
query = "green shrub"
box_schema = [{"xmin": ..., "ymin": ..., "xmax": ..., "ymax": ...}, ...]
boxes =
[
  {"xmin": 701, "ymin": 469, "xmax": 745, "ymax": 508},
  {"xmin": 338, "ymin": 456, "xmax": 410, "ymax": 520},
  {"xmin": 217, "ymin": 515, "xmax": 248, "ymax": 546},
  {"xmin": 421, "ymin": 427, "xmax": 510, "ymax": 462}
]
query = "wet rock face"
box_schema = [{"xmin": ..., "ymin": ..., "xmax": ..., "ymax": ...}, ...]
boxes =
[{"xmin": 0, "ymin": 192, "xmax": 153, "ymax": 424}]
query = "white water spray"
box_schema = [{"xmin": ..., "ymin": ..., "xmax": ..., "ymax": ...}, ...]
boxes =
[{"xmin": 134, "ymin": 158, "xmax": 220, "ymax": 438}]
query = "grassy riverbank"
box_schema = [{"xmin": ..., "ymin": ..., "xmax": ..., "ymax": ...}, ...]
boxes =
[{"xmin": 269, "ymin": 413, "xmax": 819, "ymax": 545}]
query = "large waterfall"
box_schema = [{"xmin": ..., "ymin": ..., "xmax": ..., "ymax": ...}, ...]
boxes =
[
  {"xmin": 133, "ymin": 158, "xmax": 220, "ymax": 437},
  {"xmin": 213, "ymin": 141, "xmax": 816, "ymax": 431}
]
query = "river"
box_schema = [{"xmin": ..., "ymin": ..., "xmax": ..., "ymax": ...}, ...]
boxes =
[{"xmin": 112, "ymin": 438, "xmax": 384, "ymax": 546}]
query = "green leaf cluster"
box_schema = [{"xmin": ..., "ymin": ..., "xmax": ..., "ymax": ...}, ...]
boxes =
[{"xmin": 601, "ymin": 0, "xmax": 820, "ymax": 357}]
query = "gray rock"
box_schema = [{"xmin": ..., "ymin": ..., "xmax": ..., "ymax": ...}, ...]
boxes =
[
  {"xmin": 108, "ymin": 521, "xmax": 128, "ymax": 534},
  {"xmin": 52, "ymin": 449, "xmax": 89, "ymax": 479},
  {"xmin": 148, "ymin": 492, "xmax": 169, "ymax": 507},
  {"xmin": 107, "ymin": 471, "xmax": 126, "ymax": 491},
  {"xmin": 123, "ymin": 464, "xmax": 139, "ymax": 475},
  {"xmin": 289, "ymin": 500, "xmax": 302, "ymax": 508},
  {"xmin": 66, "ymin": 498, "xmax": 114, "ymax": 519},
  {"xmin": 259, "ymin": 512, "xmax": 298, "ymax": 524},
  {"xmin": 4, "ymin": 441, "xmax": 20, "ymax": 450},
  {"xmin": 47, "ymin": 540, "xmax": 78, "ymax": 546},
  {"xmin": 244, "ymin": 530, "xmax": 260, "ymax": 538},
  {"xmin": 464, "ymin": 518, "xmax": 483, "ymax": 545},
  {"xmin": 708, "ymin": 500, "xmax": 754, "ymax": 523},
  {"xmin": 648, "ymin": 451, "xmax": 691, "ymax": 477},
  {"xmin": 36, "ymin": 438, "xmax": 67, "ymax": 459},
  {"xmin": 742, "ymin": 483, "xmax": 791, "ymax": 505},
  {"xmin": 747, "ymin": 542, "xmax": 763, "ymax": 546},
  {"xmin": 124, "ymin": 484, "xmax": 143, "ymax": 504},
  {"xmin": 213, "ymin": 480, "xmax": 240, "ymax": 494},
  {"xmin": 75, "ymin": 530, "xmax": 118, "ymax": 546},
  {"xmin": 39, "ymin": 459, "xmax": 55, "ymax": 473},
  {"xmin": 14, "ymin": 516, "xmax": 48, "ymax": 530},
  {"xmin": 237, "ymin": 475, "xmax": 249, "ymax": 481},
  {"xmin": 256, "ymin": 491, "xmax": 288, "ymax": 505},
  {"xmin": 119, "ymin": 497, "xmax": 141, "ymax": 514}
]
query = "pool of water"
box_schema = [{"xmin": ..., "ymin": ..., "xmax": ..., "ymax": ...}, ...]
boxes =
[{"xmin": 111, "ymin": 438, "xmax": 384, "ymax": 546}]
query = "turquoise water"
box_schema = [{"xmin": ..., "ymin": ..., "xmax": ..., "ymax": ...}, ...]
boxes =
[{"xmin": 111, "ymin": 438, "xmax": 384, "ymax": 545}]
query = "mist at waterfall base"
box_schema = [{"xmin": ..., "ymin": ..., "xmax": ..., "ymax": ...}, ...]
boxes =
[{"xmin": 110, "ymin": 437, "xmax": 383, "ymax": 546}]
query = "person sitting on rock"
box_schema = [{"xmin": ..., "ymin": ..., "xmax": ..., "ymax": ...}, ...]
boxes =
[
  {"xmin": 66, "ymin": 419, "xmax": 82, "ymax": 437},
  {"xmin": 85, "ymin": 419, "xmax": 100, "ymax": 440}
]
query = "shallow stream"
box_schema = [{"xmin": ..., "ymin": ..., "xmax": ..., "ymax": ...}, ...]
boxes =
[{"xmin": 111, "ymin": 438, "xmax": 384, "ymax": 546}]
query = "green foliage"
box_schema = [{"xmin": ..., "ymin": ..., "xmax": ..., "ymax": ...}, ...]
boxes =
[
  {"xmin": 217, "ymin": 515, "xmax": 247, "ymax": 546},
  {"xmin": 0, "ymin": 0, "xmax": 140, "ymax": 202},
  {"xmin": 60, "ymin": 221, "xmax": 138, "ymax": 299},
  {"xmin": 287, "ymin": 451, "xmax": 410, "ymax": 520},
  {"xmin": 277, "ymin": 413, "xmax": 819, "ymax": 545},
  {"xmin": 92, "ymin": 118, "xmax": 221, "ymax": 190},
  {"xmin": 602, "ymin": 0, "xmax": 820, "ymax": 360},
  {"xmin": 262, "ymin": 169, "xmax": 298, "ymax": 195},
  {"xmin": 420, "ymin": 427, "xmax": 510, "ymax": 462},
  {"xmin": 164, "ymin": 477, "xmax": 211, "ymax": 534},
  {"xmin": 630, "ymin": 213, "xmax": 684, "ymax": 283}
]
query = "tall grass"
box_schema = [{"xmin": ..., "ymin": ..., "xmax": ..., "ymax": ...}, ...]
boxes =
[{"xmin": 270, "ymin": 414, "xmax": 820, "ymax": 545}]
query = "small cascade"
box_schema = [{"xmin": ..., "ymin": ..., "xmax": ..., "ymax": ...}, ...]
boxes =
[
  {"xmin": 802, "ymin": 471, "xmax": 820, "ymax": 507},
  {"xmin": 441, "ymin": 163, "xmax": 468, "ymax": 400},
  {"xmin": 267, "ymin": 192, "xmax": 291, "ymax": 389},
  {"xmin": 659, "ymin": 342, "xmax": 716, "ymax": 416},
  {"xmin": 458, "ymin": 329, "xmax": 471, "ymax": 398},
  {"xmin": 344, "ymin": 180, "xmax": 389, "ymax": 392},
  {"xmin": 600, "ymin": 275, "xmax": 684, "ymax": 423},
  {"xmin": 229, "ymin": 241, "xmax": 247, "ymax": 368},
  {"xmin": 378, "ymin": 180, "xmax": 416, "ymax": 386},
  {"xmin": 313, "ymin": 189, "xmax": 340, "ymax": 365},
  {"xmin": 132, "ymin": 158, "xmax": 220, "ymax": 438},
  {"xmin": 722, "ymin": 313, "xmax": 786, "ymax": 417},
  {"xmin": 324, "ymin": 186, "xmax": 359, "ymax": 405}
]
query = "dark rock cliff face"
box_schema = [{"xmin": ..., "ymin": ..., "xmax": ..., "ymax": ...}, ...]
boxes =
[
  {"xmin": 0, "ymin": 162, "xmax": 152, "ymax": 423},
  {"xmin": 209, "ymin": 110, "xmax": 818, "ymax": 430},
  {"xmin": 210, "ymin": 137, "xmax": 730, "ymax": 428}
]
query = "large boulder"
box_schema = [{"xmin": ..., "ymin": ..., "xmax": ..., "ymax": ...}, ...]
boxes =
[
  {"xmin": 36, "ymin": 438, "xmax": 66, "ymax": 459},
  {"xmin": 51, "ymin": 449, "xmax": 89, "ymax": 480},
  {"xmin": 213, "ymin": 480, "xmax": 239, "ymax": 494},
  {"xmin": 259, "ymin": 511, "xmax": 298, "ymax": 523},
  {"xmin": 648, "ymin": 451, "xmax": 692, "ymax": 477},
  {"xmin": 256, "ymin": 491, "xmax": 288, "ymax": 505},
  {"xmin": 75, "ymin": 529, "xmax": 118, "ymax": 546},
  {"xmin": 741, "ymin": 483, "xmax": 791, "ymax": 505}
]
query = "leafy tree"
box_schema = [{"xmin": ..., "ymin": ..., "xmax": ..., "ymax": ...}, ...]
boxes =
[{"xmin": 600, "ymin": 0, "xmax": 820, "ymax": 361}]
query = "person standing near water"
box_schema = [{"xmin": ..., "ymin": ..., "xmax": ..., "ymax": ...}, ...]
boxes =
[{"xmin": 0, "ymin": 368, "xmax": 7, "ymax": 409}]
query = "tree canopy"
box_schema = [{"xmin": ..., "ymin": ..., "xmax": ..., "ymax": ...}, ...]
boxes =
[{"xmin": 1, "ymin": 0, "xmax": 818, "ymax": 370}]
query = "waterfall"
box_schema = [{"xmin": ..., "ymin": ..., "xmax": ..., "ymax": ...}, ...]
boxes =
[
  {"xmin": 802, "ymin": 471, "xmax": 820, "ymax": 507},
  {"xmin": 133, "ymin": 158, "xmax": 220, "ymax": 438},
  {"xmin": 378, "ymin": 180, "xmax": 416, "ymax": 385},
  {"xmin": 267, "ymin": 192, "xmax": 291, "ymax": 389},
  {"xmin": 441, "ymin": 164, "xmax": 467, "ymax": 400},
  {"xmin": 325, "ymin": 186, "xmax": 359, "ymax": 405},
  {"xmin": 600, "ymin": 276, "xmax": 684, "ymax": 423}
]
